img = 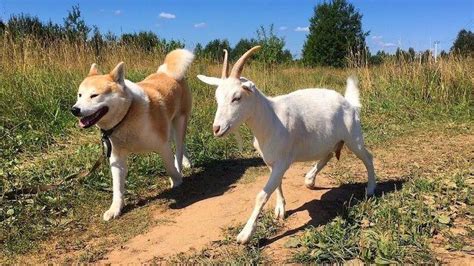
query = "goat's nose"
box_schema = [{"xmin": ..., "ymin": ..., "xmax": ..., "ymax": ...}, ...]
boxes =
[
  {"xmin": 70, "ymin": 107, "xmax": 81, "ymax": 117},
  {"xmin": 213, "ymin": 125, "xmax": 220, "ymax": 135}
]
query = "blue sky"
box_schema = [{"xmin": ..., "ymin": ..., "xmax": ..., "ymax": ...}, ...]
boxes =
[{"xmin": 1, "ymin": 0, "xmax": 473, "ymax": 57}]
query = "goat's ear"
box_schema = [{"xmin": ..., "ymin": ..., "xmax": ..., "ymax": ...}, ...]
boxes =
[
  {"xmin": 197, "ymin": 75, "xmax": 222, "ymax": 86},
  {"xmin": 110, "ymin": 62, "xmax": 125, "ymax": 84},
  {"xmin": 241, "ymin": 80, "xmax": 255, "ymax": 93},
  {"xmin": 88, "ymin": 63, "xmax": 100, "ymax": 76}
]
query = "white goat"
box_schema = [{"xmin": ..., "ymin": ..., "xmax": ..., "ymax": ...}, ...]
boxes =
[{"xmin": 197, "ymin": 46, "xmax": 376, "ymax": 244}]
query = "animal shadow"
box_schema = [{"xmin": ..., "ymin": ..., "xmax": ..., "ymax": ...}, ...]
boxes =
[
  {"xmin": 260, "ymin": 179, "xmax": 405, "ymax": 246},
  {"xmin": 121, "ymin": 157, "xmax": 265, "ymax": 213}
]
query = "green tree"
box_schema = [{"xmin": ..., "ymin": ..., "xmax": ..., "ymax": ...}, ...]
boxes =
[
  {"xmin": 255, "ymin": 25, "xmax": 292, "ymax": 64},
  {"xmin": 63, "ymin": 5, "xmax": 90, "ymax": 42},
  {"xmin": 158, "ymin": 39, "xmax": 185, "ymax": 54},
  {"xmin": 231, "ymin": 38, "xmax": 258, "ymax": 61},
  {"xmin": 121, "ymin": 31, "xmax": 159, "ymax": 51},
  {"xmin": 194, "ymin": 43, "xmax": 203, "ymax": 57},
  {"xmin": 202, "ymin": 39, "xmax": 231, "ymax": 61},
  {"xmin": 302, "ymin": 0, "xmax": 368, "ymax": 67},
  {"xmin": 90, "ymin": 26, "xmax": 104, "ymax": 58},
  {"xmin": 408, "ymin": 47, "xmax": 416, "ymax": 61},
  {"xmin": 450, "ymin": 29, "xmax": 474, "ymax": 56}
]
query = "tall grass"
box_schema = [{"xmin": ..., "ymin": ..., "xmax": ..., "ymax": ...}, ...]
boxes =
[{"xmin": 0, "ymin": 36, "xmax": 472, "ymax": 260}]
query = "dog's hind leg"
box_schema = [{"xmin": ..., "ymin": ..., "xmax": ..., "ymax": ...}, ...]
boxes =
[
  {"xmin": 160, "ymin": 142, "xmax": 183, "ymax": 188},
  {"xmin": 173, "ymin": 114, "xmax": 191, "ymax": 173}
]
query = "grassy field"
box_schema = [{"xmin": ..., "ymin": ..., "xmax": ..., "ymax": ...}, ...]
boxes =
[{"xmin": 0, "ymin": 39, "xmax": 472, "ymax": 263}]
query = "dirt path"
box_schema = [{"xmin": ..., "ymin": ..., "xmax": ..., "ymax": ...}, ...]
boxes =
[{"xmin": 101, "ymin": 130, "xmax": 473, "ymax": 263}]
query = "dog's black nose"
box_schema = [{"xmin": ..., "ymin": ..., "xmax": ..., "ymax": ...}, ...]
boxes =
[{"xmin": 70, "ymin": 107, "xmax": 81, "ymax": 117}]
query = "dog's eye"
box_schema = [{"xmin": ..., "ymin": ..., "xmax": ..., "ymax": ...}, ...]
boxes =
[
  {"xmin": 231, "ymin": 97, "xmax": 241, "ymax": 103},
  {"xmin": 78, "ymin": 93, "xmax": 82, "ymax": 97},
  {"xmin": 90, "ymin": 94, "xmax": 99, "ymax": 99}
]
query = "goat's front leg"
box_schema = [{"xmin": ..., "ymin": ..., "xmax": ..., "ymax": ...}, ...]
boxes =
[
  {"xmin": 103, "ymin": 151, "xmax": 127, "ymax": 221},
  {"xmin": 237, "ymin": 161, "xmax": 289, "ymax": 244}
]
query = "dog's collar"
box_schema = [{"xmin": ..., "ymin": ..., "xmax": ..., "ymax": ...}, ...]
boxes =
[{"xmin": 100, "ymin": 102, "xmax": 132, "ymax": 158}]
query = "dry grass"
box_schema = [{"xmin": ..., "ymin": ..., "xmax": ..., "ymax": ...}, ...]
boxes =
[{"xmin": 0, "ymin": 36, "xmax": 472, "ymax": 262}]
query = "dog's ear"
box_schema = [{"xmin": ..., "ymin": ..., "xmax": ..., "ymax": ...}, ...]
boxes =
[
  {"xmin": 110, "ymin": 62, "xmax": 125, "ymax": 84},
  {"xmin": 88, "ymin": 63, "xmax": 100, "ymax": 76}
]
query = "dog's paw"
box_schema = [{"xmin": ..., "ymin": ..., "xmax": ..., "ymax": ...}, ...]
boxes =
[{"xmin": 103, "ymin": 206, "xmax": 122, "ymax": 221}]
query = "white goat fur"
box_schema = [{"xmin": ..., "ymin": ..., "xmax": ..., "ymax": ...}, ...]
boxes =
[{"xmin": 198, "ymin": 59, "xmax": 376, "ymax": 244}]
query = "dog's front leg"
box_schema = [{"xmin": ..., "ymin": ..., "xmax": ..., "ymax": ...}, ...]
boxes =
[{"xmin": 103, "ymin": 151, "xmax": 127, "ymax": 221}]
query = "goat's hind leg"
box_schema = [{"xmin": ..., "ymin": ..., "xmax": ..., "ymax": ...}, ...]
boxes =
[
  {"xmin": 345, "ymin": 140, "xmax": 376, "ymax": 196},
  {"xmin": 274, "ymin": 184, "xmax": 285, "ymax": 219},
  {"xmin": 305, "ymin": 153, "xmax": 333, "ymax": 189}
]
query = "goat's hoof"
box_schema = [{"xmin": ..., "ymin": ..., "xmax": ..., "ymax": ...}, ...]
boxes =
[
  {"xmin": 366, "ymin": 185, "xmax": 376, "ymax": 196},
  {"xmin": 274, "ymin": 204, "xmax": 286, "ymax": 220},
  {"xmin": 304, "ymin": 178, "xmax": 315, "ymax": 189},
  {"xmin": 236, "ymin": 226, "xmax": 255, "ymax": 244},
  {"xmin": 170, "ymin": 176, "xmax": 183, "ymax": 189}
]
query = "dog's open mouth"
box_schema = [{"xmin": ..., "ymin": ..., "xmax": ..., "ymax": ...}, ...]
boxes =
[{"xmin": 79, "ymin": 106, "xmax": 109, "ymax": 128}]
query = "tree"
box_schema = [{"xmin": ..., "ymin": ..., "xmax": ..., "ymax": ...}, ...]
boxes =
[
  {"xmin": 194, "ymin": 43, "xmax": 203, "ymax": 57},
  {"xmin": 255, "ymin": 25, "xmax": 292, "ymax": 64},
  {"xmin": 450, "ymin": 29, "xmax": 474, "ymax": 56},
  {"xmin": 202, "ymin": 39, "xmax": 231, "ymax": 61},
  {"xmin": 231, "ymin": 38, "xmax": 258, "ymax": 61},
  {"xmin": 408, "ymin": 47, "xmax": 416, "ymax": 61},
  {"xmin": 302, "ymin": 0, "xmax": 368, "ymax": 67},
  {"xmin": 121, "ymin": 31, "xmax": 159, "ymax": 51},
  {"xmin": 90, "ymin": 26, "xmax": 104, "ymax": 58},
  {"xmin": 63, "ymin": 5, "xmax": 90, "ymax": 42}
]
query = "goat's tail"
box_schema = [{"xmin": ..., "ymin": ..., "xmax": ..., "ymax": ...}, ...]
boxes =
[
  {"xmin": 344, "ymin": 76, "xmax": 361, "ymax": 110},
  {"xmin": 157, "ymin": 49, "xmax": 195, "ymax": 80}
]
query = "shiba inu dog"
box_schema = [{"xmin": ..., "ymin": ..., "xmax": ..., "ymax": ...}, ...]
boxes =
[{"xmin": 71, "ymin": 49, "xmax": 194, "ymax": 221}]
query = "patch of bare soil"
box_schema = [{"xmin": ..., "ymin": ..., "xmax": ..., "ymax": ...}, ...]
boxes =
[{"xmin": 99, "ymin": 130, "xmax": 473, "ymax": 263}]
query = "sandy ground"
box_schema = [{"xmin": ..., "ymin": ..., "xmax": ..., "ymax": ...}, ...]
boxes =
[{"xmin": 98, "ymin": 130, "xmax": 473, "ymax": 264}]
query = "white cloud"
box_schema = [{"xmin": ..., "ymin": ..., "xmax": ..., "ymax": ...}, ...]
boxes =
[
  {"xmin": 194, "ymin": 22, "xmax": 207, "ymax": 28},
  {"xmin": 159, "ymin": 12, "xmax": 176, "ymax": 19},
  {"xmin": 114, "ymin": 10, "xmax": 122, "ymax": 16},
  {"xmin": 279, "ymin": 26, "xmax": 288, "ymax": 31},
  {"xmin": 294, "ymin": 26, "xmax": 309, "ymax": 32},
  {"xmin": 372, "ymin": 35, "xmax": 397, "ymax": 48}
]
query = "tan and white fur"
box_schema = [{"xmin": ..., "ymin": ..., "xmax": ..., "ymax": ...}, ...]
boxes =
[{"xmin": 72, "ymin": 49, "xmax": 194, "ymax": 221}]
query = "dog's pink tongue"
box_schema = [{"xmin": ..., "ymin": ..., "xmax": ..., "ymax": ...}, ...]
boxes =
[{"xmin": 79, "ymin": 118, "xmax": 89, "ymax": 128}]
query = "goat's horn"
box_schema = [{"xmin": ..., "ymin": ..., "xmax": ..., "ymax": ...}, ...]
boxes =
[
  {"xmin": 230, "ymin": 46, "xmax": 261, "ymax": 78},
  {"xmin": 221, "ymin": 49, "xmax": 229, "ymax": 79}
]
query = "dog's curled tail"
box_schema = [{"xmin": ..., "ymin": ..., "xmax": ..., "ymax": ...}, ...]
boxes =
[{"xmin": 157, "ymin": 49, "xmax": 195, "ymax": 80}]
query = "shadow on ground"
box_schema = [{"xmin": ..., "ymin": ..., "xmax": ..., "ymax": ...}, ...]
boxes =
[
  {"xmin": 122, "ymin": 157, "xmax": 265, "ymax": 214},
  {"xmin": 260, "ymin": 179, "xmax": 405, "ymax": 247}
]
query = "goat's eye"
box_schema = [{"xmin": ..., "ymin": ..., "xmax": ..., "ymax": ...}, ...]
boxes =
[
  {"xmin": 231, "ymin": 97, "xmax": 241, "ymax": 103},
  {"xmin": 78, "ymin": 93, "xmax": 82, "ymax": 97},
  {"xmin": 90, "ymin": 94, "xmax": 99, "ymax": 99}
]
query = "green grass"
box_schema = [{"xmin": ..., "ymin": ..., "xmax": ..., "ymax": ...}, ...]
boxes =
[
  {"xmin": 292, "ymin": 164, "xmax": 473, "ymax": 263},
  {"xmin": 0, "ymin": 52, "xmax": 472, "ymax": 262}
]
